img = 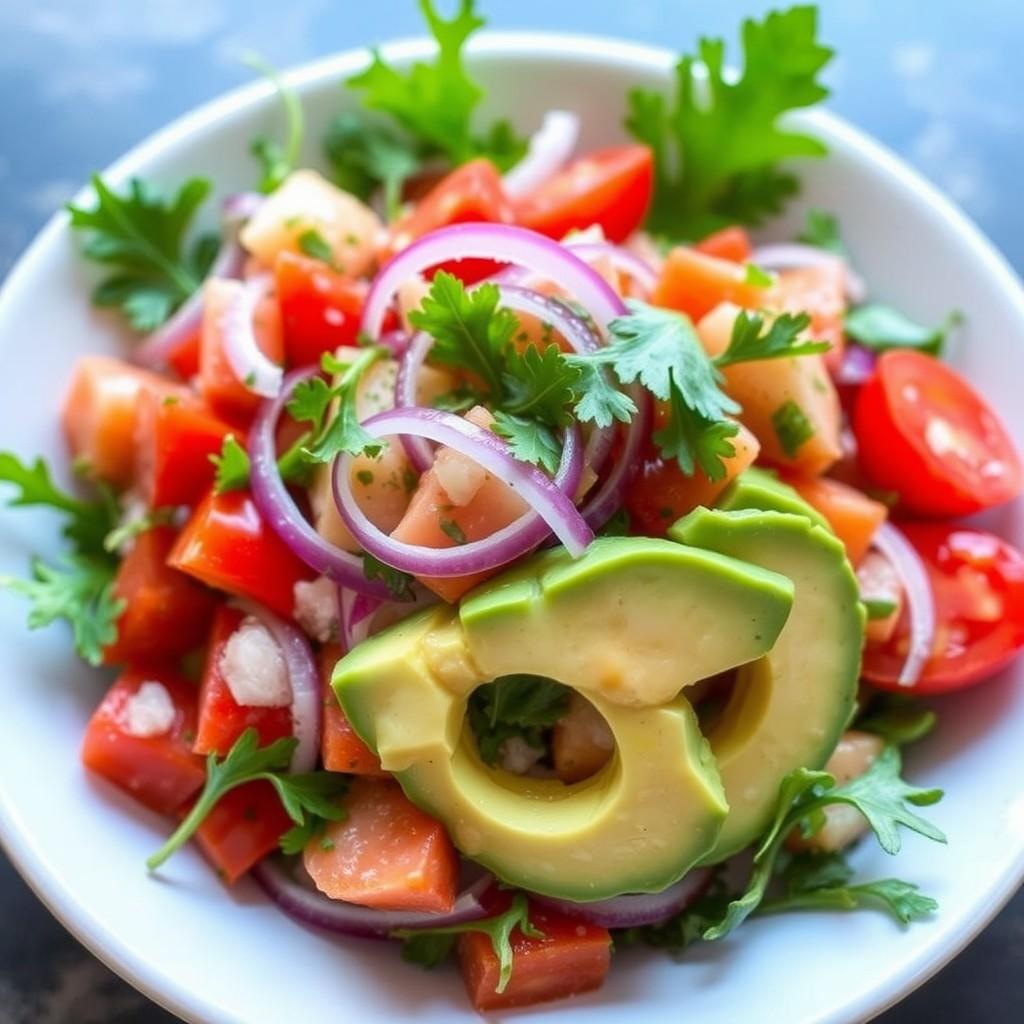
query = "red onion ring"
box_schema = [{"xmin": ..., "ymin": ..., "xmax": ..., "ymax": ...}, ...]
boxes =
[
  {"xmin": 231, "ymin": 598, "xmax": 320, "ymax": 774},
  {"xmin": 833, "ymin": 342, "xmax": 877, "ymax": 388},
  {"xmin": 870, "ymin": 522, "xmax": 937, "ymax": 687},
  {"xmin": 393, "ymin": 330, "xmax": 436, "ymax": 473},
  {"xmin": 338, "ymin": 588, "xmax": 383, "ymax": 651},
  {"xmin": 565, "ymin": 241, "xmax": 659, "ymax": 297},
  {"xmin": 534, "ymin": 868, "xmax": 713, "ymax": 929},
  {"xmin": 503, "ymin": 109, "xmax": 580, "ymax": 197},
  {"xmin": 135, "ymin": 192, "xmax": 262, "ymax": 370},
  {"xmin": 333, "ymin": 408, "xmax": 590, "ymax": 576},
  {"xmin": 751, "ymin": 243, "xmax": 866, "ymax": 304},
  {"xmin": 248, "ymin": 369, "xmax": 392, "ymax": 599},
  {"xmin": 361, "ymin": 223, "xmax": 627, "ymax": 342},
  {"xmin": 221, "ymin": 274, "xmax": 283, "ymax": 398},
  {"xmin": 252, "ymin": 858, "xmax": 493, "ymax": 939}
]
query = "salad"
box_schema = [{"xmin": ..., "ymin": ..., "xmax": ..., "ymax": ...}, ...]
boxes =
[{"xmin": 3, "ymin": 1, "xmax": 1023, "ymax": 1014}]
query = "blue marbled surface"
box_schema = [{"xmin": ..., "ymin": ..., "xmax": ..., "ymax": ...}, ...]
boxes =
[{"xmin": 0, "ymin": 1, "xmax": 1021, "ymax": 1020}]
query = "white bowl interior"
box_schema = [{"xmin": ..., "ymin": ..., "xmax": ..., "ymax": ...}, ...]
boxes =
[{"xmin": 1, "ymin": 34, "xmax": 1023, "ymax": 1024}]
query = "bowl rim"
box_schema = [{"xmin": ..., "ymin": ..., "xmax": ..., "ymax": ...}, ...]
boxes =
[{"xmin": 1, "ymin": 29, "xmax": 1022, "ymax": 1024}]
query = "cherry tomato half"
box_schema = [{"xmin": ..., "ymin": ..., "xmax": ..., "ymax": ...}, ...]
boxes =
[
  {"xmin": 854, "ymin": 350, "xmax": 1022, "ymax": 517},
  {"xmin": 514, "ymin": 145, "xmax": 653, "ymax": 244},
  {"xmin": 862, "ymin": 523, "xmax": 1024, "ymax": 694}
]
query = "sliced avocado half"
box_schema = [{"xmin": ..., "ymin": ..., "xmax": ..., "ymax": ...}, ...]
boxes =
[{"xmin": 333, "ymin": 537, "xmax": 795, "ymax": 901}]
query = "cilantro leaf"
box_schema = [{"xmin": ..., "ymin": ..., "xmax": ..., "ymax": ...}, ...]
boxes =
[
  {"xmin": 502, "ymin": 344, "xmax": 581, "ymax": 424},
  {"xmin": 857, "ymin": 694, "xmax": 937, "ymax": 748},
  {"xmin": 362, "ymin": 553, "xmax": 415, "ymax": 601},
  {"xmin": 439, "ymin": 518, "xmax": 468, "ymax": 546},
  {"xmin": 346, "ymin": 0, "xmax": 527, "ymax": 172},
  {"xmin": 68, "ymin": 175, "xmax": 216, "ymax": 331},
  {"xmin": 244, "ymin": 52, "xmax": 305, "ymax": 194},
  {"xmin": 210, "ymin": 435, "xmax": 251, "ymax": 494},
  {"xmin": 396, "ymin": 892, "xmax": 542, "ymax": 993},
  {"xmin": 715, "ymin": 310, "xmax": 828, "ymax": 367},
  {"xmin": 103, "ymin": 507, "xmax": 176, "ymax": 553},
  {"xmin": 147, "ymin": 728, "xmax": 349, "ymax": 870},
  {"xmin": 798, "ymin": 208, "xmax": 847, "ymax": 255},
  {"xmin": 297, "ymin": 228, "xmax": 337, "ymax": 268},
  {"xmin": 596, "ymin": 507, "xmax": 631, "ymax": 538},
  {"xmin": 626, "ymin": 5, "xmax": 832, "ymax": 240},
  {"xmin": 564, "ymin": 359, "xmax": 637, "ymax": 429},
  {"xmin": 468, "ymin": 674, "xmax": 570, "ymax": 766},
  {"xmin": 492, "ymin": 412, "xmax": 561, "ymax": 474},
  {"xmin": 845, "ymin": 304, "xmax": 961, "ymax": 356},
  {"xmin": 771, "ymin": 399, "xmax": 816, "ymax": 459}
]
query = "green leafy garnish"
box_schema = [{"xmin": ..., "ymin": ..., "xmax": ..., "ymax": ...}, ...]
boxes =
[
  {"xmin": 863, "ymin": 597, "xmax": 898, "ymax": 620},
  {"xmin": 439, "ymin": 518, "xmax": 468, "ymax": 546},
  {"xmin": 468, "ymin": 674, "xmax": 571, "ymax": 766},
  {"xmin": 396, "ymin": 892, "xmax": 542, "ymax": 993},
  {"xmin": 68, "ymin": 175, "xmax": 217, "ymax": 331},
  {"xmin": 857, "ymin": 694, "xmax": 937, "ymax": 747},
  {"xmin": 744, "ymin": 263, "xmax": 775, "ymax": 288},
  {"xmin": 798, "ymin": 208, "xmax": 846, "ymax": 255},
  {"xmin": 210, "ymin": 435, "xmax": 251, "ymax": 494},
  {"xmin": 245, "ymin": 52, "xmax": 305, "ymax": 194},
  {"xmin": 362, "ymin": 552, "xmax": 415, "ymax": 601},
  {"xmin": 346, "ymin": 0, "xmax": 527, "ymax": 176},
  {"xmin": 297, "ymin": 228, "xmax": 337, "ymax": 268},
  {"xmin": 103, "ymin": 507, "xmax": 177, "ymax": 553},
  {"xmin": 492, "ymin": 413, "xmax": 561, "ymax": 475},
  {"xmin": 715, "ymin": 310, "xmax": 827, "ymax": 367},
  {"xmin": 626, "ymin": 5, "xmax": 832, "ymax": 240},
  {"xmin": 596, "ymin": 507, "xmax": 631, "ymax": 538},
  {"xmin": 146, "ymin": 728, "xmax": 349, "ymax": 871},
  {"xmin": 845, "ymin": 304, "xmax": 961, "ymax": 356},
  {"xmin": 703, "ymin": 746, "xmax": 944, "ymax": 940},
  {"xmin": 771, "ymin": 399, "xmax": 816, "ymax": 459}
]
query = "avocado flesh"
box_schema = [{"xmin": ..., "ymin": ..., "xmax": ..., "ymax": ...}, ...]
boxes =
[
  {"xmin": 333, "ymin": 536, "xmax": 796, "ymax": 901},
  {"xmin": 672, "ymin": 492, "xmax": 863, "ymax": 862}
]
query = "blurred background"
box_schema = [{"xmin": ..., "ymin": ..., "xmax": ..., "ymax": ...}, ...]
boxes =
[{"xmin": 0, "ymin": 0, "xmax": 1021, "ymax": 1020}]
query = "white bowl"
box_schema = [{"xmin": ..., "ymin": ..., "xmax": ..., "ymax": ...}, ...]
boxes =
[{"xmin": 1, "ymin": 32, "xmax": 1023, "ymax": 1024}]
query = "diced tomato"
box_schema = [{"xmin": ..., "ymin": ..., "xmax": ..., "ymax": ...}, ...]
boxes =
[
  {"xmin": 457, "ymin": 893, "xmax": 611, "ymax": 1012},
  {"xmin": 193, "ymin": 606, "xmax": 293, "ymax": 757},
  {"xmin": 854, "ymin": 350, "xmax": 1023, "ymax": 517},
  {"xmin": 274, "ymin": 251, "xmax": 370, "ymax": 368},
  {"xmin": 134, "ymin": 390, "xmax": 235, "ymax": 508},
  {"xmin": 652, "ymin": 246, "xmax": 768, "ymax": 323},
  {"xmin": 514, "ymin": 145, "xmax": 653, "ymax": 244},
  {"xmin": 102, "ymin": 526, "xmax": 218, "ymax": 666},
  {"xmin": 166, "ymin": 329, "xmax": 201, "ymax": 381},
  {"xmin": 191, "ymin": 780, "xmax": 292, "ymax": 883},
  {"xmin": 303, "ymin": 777, "xmax": 458, "ymax": 912},
  {"xmin": 552, "ymin": 692, "xmax": 614, "ymax": 784},
  {"xmin": 862, "ymin": 524, "xmax": 1024, "ymax": 694},
  {"xmin": 169, "ymin": 489, "xmax": 316, "ymax": 618},
  {"xmin": 384, "ymin": 159, "xmax": 514, "ymax": 284},
  {"xmin": 695, "ymin": 226, "xmax": 753, "ymax": 263},
  {"xmin": 786, "ymin": 476, "xmax": 887, "ymax": 565},
  {"xmin": 772, "ymin": 261, "xmax": 847, "ymax": 371},
  {"xmin": 198, "ymin": 279, "xmax": 285, "ymax": 426},
  {"xmin": 626, "ymin": 419, "xmax": 760, "ymax": 537},
  {"xmin": 318, "ymin": 644, "xmax": 384, "ymax": 775},
  {"xmin": 81, "ymin": 667, "xmax": 205, "ymax": 815},
  {"xmin": 62, "ymin": 356, "xmax": 188, "ymax": 488}
]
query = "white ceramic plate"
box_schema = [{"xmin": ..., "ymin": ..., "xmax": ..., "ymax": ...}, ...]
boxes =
[{"xmin": 1, "ymin": 32, "xmax": 1023, "ymax": 1024}]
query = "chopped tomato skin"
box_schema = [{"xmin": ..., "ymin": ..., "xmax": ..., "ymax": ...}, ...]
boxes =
[
  {"xmin": 303, "ymin": 777, "xmax": 458, "ymax": 912},
  {"xmin": 134, "ymin": 390, "xmax": 235, "ymax": 508},
  {"xmin": 863, "ymin": 524, "xmax": 1024, "ymax": 693},
  {"xmin": 166, "ymin": 330, "xmax": 201, "ymax": 380},
  {"xmin": 102, "ymin": 526, "xmax": 218, "ymax": 666},
  {"xmin": 854, "ymin": 350, "xmax": 1023, "ymax": 517},
  {"xmin": 457, "ymin": 893, "xmax": 611, "ymax": 1012},
  {"xmin": 318, "ymin": 645, "xmax": 385, "ymax": 775},
  {"xmin": 514, "ymin": 145, "xmax": 653, "ymax": 243},
  {"xmin": 169, "ymin": 489, "xmax": 316, "ymax": 619},
  {"xmin": 653, "ymin": 246, "xmax": 768, "ymax": 323},
  {"xmin": 695, "ymin": 225, "xmax": 753, "ymax": 263},
  {"xmin": 193, "ymin": 605, "xmax": 293, "ymax": 757},
  {"xmin": 190, "ymin": 780, "xmax": 292, "ymax": 883},
  {"xmin": 81, "ymin": 667, "xmax": 205, "ymax": 815}
]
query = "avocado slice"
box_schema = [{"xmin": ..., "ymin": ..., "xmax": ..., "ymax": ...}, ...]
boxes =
[
  {"xmin": 671, "ymin": 487, "xmax": 863, "ymax": 862},
  {"xmin": 333, "ymin": 537, "xmax": 795, "ymax": 901},
  {"xmin": 717, "ymin": 466, "xmax": 830, "ymax": 530}
]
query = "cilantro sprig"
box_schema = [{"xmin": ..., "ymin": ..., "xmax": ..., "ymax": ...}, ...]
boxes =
[
  {"xmin": 626, "ymin": 6, "xmax": 833, "ymax": 240},
  {"xmin": 245, "ymin": 52, "xmax": 305, "ymax": 194},
  {"xmin": 147, "ymin": 728, "xmax": 349, "ymax": 871},
  {"xmin": 68, "ymin": 175, "xmax": 218, "ymax": 331},
  {"xmin": 468, "ymin": 675, "xmax": 571, "ymax": 766},
  {"xmin": 396, "ymin": 892, "xmax": 542, "ymax": 993}
]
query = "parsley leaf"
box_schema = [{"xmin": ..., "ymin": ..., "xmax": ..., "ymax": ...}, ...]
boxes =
[
  {"xmin": 626, "ymin": 5, "xmax": 832, "ymax": 240},
  {"xmin": 771, "ymin": 400, "xmax": 816, "ymax": 459},
  {"xmin": 857, "ymin": 694, "xmax": 937, "ymax": 748},
  {"xmin": 492, "ymin": 413, "xmax": 561, "ymax": 474},
  {"xmin": 798, "ymin": 208, "xmax": 846, "ymax": 255},
  {"xmin": 715, "ymin": 310, "xmax": 828, "ymax": 367},
  {"xmin": 244, "ymin": 52, "xmax": 304, "ymax": 194},
  {"xmin": 146, "ymin": 728, "xmax": 349, "ymax": 871},
  {"xmin": 362, "ymin": 553, "xmax": 415, "ymax": 601},
  {"xmin": 103, "ymin": 507, "xmax": 177, "ymax": 553},
  {"xmin": 396, "ymin": 892, "xmax": 542, "ymax": 993},
  {"xmin": 210, "ymin": 435, "xmax": 251, "ymax": 494},
  {"xmin": 68, "ymin": 175, "xmax": 217, "ymax": 331},
  {"xmin": 845, "ymin": 304, "xmax": 961, "ymax": 356},
  {"xmin": 346, "ymin": 0, "xmax": 527, "ymax": 172},
  {"xmin": 468, "ymin": 674, "xmax": 570, "ymax": 766}
]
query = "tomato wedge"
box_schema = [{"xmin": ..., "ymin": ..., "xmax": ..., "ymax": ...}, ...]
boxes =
[
  {"xmin": 862, "ymin": 524, "xmax": 1024, "ymax": 694},
  {"xmin": 514, "ymin": 145, "xmax": 653, "ymax": 244},
  {"xmin": 695, "ymin": 225, "xmax": 753, "ymax": 263},
  {"xmin": 854, "ymin": 350, "xmax": 1022, "ymax": 517}
]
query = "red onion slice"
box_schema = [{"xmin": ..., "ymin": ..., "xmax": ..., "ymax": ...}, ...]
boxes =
[
  {"xmin": 249, "ymin": 369, "xmax": 392, "ymax": 599},
  {"xmin": 361, "ymin": 223, "xmax": 627, "ymax": 341},
  {"xmin": 252, "ymin": 858, "xmax": 493, "ymax": 939},
  {"xmin": 338, "ymin": 588, "xmax": 383, "ymax": 651},
  {"xmin": 231, "ymin": 598, "xmax": 320, "ymax": 774},
  {"xmin": 534, "ymin": 868, "xmax": 712, "ymax": 929},
  {"xmin": 503, "ymin": 110, "xmax": 580, "ymax": 197},
  {"xmin": 393, "ymin": 330, "xmax": 437, "ymax": 473},
  {"xmin": 565, "ymin": 241, "xmax": 659, "ymax": 297},
  {"xmin": 751, "ymin": 242, "xmax": 866, "ymax": 304},
  {"xmin": 833, "ymin": 343, "xmax": 877, "ymax": 388},
  {"xmin": 870, "ymin": 522, "xmax": 937, "ymax": 687},
  {"xmin": 221, "ymin": 274, "xmax": 283, "ymax": 398},
  {"xmin": 333, "ymin": 408, "xmax": 590, "ymax": 576}
]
